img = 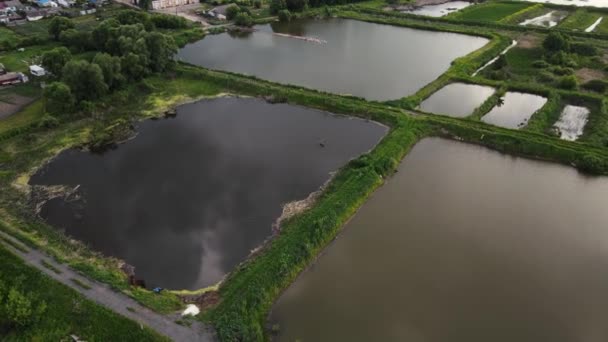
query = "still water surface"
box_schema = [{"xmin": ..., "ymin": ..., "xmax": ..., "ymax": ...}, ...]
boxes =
[
  {"xmin": 403, "ymin": 1, "xmax": 472, "ymax": 17},
  {"xmin": 272, "ymin": 138, "xmax": 608, "ymax": 342},
  {"xmin": 178, "ymin": 19, "xmax": 488, "ymax": 101},
  {"xmin": 419, "ymin": 83, "xmax": 495, "ymax": 117},
  {"xmin": 481, "ymin": 91, "xmax": 547, "ymax": 129},
  {"xmin": 521, "ymin": 0, "xmax": 608, "ymax": 8},
  {"xmin": 29, "ymin": 98, "xmax": 387, "ymax": 290}
]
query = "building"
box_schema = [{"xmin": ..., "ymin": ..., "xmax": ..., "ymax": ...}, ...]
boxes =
[
  {"xmin": 0, "ymin": 72, "xmax": 28, "ymax": 86},
  {"xmin": 149, "ymin": 0, "xmax": 196, "ymax": 10},
  {"xmin": 29, "ymin": 65, "xmax": 46, "ymax": 77}
]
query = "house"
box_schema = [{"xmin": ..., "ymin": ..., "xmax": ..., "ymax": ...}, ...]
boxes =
[
  {"xmin": 26, "ymin": 10, "xmax": 44, "ymax": 20},
  {"xmin": 0, "ymin": 72, "xmax": 28, "ymax": 86},
  {"xmin": 149, "ymin": 0, "xmax": 196, "ymax": 10},
  {"xmin": 29, "ymin": 65, "xmax": 46, "ymax": 77}
]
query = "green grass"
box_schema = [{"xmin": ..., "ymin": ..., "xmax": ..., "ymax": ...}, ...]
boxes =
[
  {"xmin": 70, "ymin": 278, "xmax": 93, "ymax": 290},
  {"xmin": 0, "ymin": 27, "xmax": 23, "ymax": 51},
  {"xmin": 0, "ymin": 44, "xmax": 56, "ymax": 73},
  {"xmin": 0, "ymin": 100, "xmax": 45, "ymax": 136},
  {"xmin": 559, "ymin": 9, "xmax": 603, "ymax": 31},
  {"xmin": 449, "ymin": 2, "xmax": 534, "ymax": 22},
  {"xmin": 0, "ymin": 245, "xmax": 169, "ymax": 341},
  {"xmin": 40, "ymin": 259, "xmax": 62, "ymax": 274}
]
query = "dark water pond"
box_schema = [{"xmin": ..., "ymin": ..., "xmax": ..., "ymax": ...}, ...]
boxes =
[
  {"xmin": 29, "ymin": 97, "xmax": 387, "ymax": 290},
  {"xmin": 271, "ymin": 137, "xmax": 608, "ymax": 342},
  {"xmin": 178, "ymin": 19, "xmax": 489, "ymax": 101},
  {"xmin": 419, "ymin": 82, "xmax": 495, "ymax": 117}
]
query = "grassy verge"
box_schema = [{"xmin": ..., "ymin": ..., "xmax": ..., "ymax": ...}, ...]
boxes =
[
  {"xmin": 40, "ymin": 259, "xmax": 62, "ymax": 274},
  {"xmin": 0, "ymin": 245, "xmax": 169, "ymax": 341},
  {"xmin": 448, "ymin": 1, "xmax": 534, "ymax": 22}
]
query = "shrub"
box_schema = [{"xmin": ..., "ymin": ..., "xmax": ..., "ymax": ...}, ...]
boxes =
[
  {"xmin": 270, "ymin": 0, "xmax": 286, "ymax": 14},
  {"xmin": 537, "ymin": 71, "xmax": 556, "ymax": 83},
  {"xmin": 37, "ymin": 115, "xmax": 60, "ymax": 129},
  {"xmin": 578, "ymin": 153, "xmax": 608, "ymax": 174},
  {"xmin": 549, "ymin": 66, "xmax": 574, "ymax": 76},
  {"xmin": 570, "ymin": 42, "xmax": 598, "ymax": 56},
  {"xmin": 226, "ymin": 4, "xmax": 240, "ymax": 20},
  {"xmin": 582, "ymin": 79, "xmax": 608, "ymax": 93},
  {"xmin": 234, "ymin": 12, "xmax": 254, "ymax": 26},
  {"xmin": 278, "ymin": 9, "xmax": 292, "ymax": 21},
  {"xmin": 558, "ymin": 75, "xmax": 578, "ymax": 90},
  {"xmin": 253, "ymin": 0, "xmax": 261, "ymax": 7},
  {"xmin": 532, "ymin": 60, "xmax": 549, "ymax": 69},
  {"xmin": 543, "ymin": 32, "xmax": 570, "ymax": 52}
]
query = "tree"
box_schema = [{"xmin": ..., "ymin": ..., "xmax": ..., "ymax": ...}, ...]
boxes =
[
  {"xmin": 278, "ymin": 9, "xmax": 292, "ymax": 22},
  {"xmin": 558, "ymin": 75, "xmax": 578, "ymax": 90},
  {"xmin": 91, "ymin": 18, "xmax": 120, "ymax": 51},
  {"xmin": 145, "ymin": 32, "xmax": 177, "ymax": 72},
  {"xmin": 226, "ymin": 4, "xmax": 240, "ymax": 20},
  {"xmin": 286, "ymin": 0, "xmax": 307, "ymax": 11},
  {"xmin": 270, "ymin": 0, "xmax": 286, "ymax": 14},
  {"xmin": 93, "ymin": 53, "xmax": 124, "ymax": 90},
  {"xmin": 59, "ymin": 29, "xmax": 93, "ymax": 52},
  {"xmin": 44, "ymin": 82, "xmax": 75, "ymax": 115},
  {"xmin": 120, "ymin": 52, "xmax": 148, "ymax": 81},
  {"xmin": 234, "ymin": 12, "xmax": 254, "ymax": 27},
  {"xmin": 543, "ymin": 32, "xmax": 570, "ymax": 52},
  {"xmin": 116, "ymin": 10, "xmax": 153, "ymax": 30},
  {"xmin": 48, "ymin": 16, "xmax": 74, "ymax": 41},
  {"xmin": 41, "ymin": 47, "xmax": 72, "ymax": 77},
  {"xmin": 62, "ymin": 60, "xmax": 108, "ymax": 101}
]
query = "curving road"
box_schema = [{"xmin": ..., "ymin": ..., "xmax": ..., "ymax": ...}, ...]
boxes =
[{"xmin": 0, "ymin": 230, "xmax": 215, "ymax": 342}]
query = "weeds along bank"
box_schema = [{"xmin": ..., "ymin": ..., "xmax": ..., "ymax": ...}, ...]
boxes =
[{"xmin": 2, "ymin": 9, "xmax": 608, "ymax": 341}]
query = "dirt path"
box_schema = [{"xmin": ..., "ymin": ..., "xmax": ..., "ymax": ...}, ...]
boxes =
[{"xmin": 0, "ymin": 230, "xmax": 216, "ymax": 342}]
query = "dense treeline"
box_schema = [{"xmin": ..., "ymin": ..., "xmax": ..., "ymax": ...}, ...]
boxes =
[
  {"xmin": 270, "ymin": 0, "xmax": 365, "ymax": 14},
  {"xmin": 42, "ymin": 11, "xmax": 180, "ymax": 116}
]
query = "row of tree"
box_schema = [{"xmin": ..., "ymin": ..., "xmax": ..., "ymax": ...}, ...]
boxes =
[
  {"xmin": 43, "ymin": 16, "xmax": 179, "ymax": 115},
  {"xmin": 270, "ymin": 0, "xmax": 362, "ymax": 13}
]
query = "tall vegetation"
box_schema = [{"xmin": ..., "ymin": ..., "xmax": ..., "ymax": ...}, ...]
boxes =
[{"xmin": 44, "ymin": 13, "xmax": 178, "ymax": 116}]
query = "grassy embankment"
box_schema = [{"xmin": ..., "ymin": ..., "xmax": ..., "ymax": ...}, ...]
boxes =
[{"xmin": 0, "ymin": 244, "xmax": 168, "ymax": 341}]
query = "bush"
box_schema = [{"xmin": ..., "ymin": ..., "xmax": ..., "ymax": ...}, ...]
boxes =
[
  {"xmin": 253, "ymin": 0, "xmax": 261, "ymax": 7},
  {"xmin": 537, "ymin": 71, "xmax": 556, "ymax": 83},
  {"xmin": 558, "ymin": 75, "xmax": 578, "ymax": 90},
  {"xmin": 578, "ymin": 153, "xmax": 608, "ymax": 174},
  {"xmin": 278, "ymin": 9, "xmax": 292, "ymax": 21},
  {"xmin": 570, "ymin": 42, "xmax": 598, "ymax": 56},
  {"xmin": 549, "ymin": 66, "xmax": 574, "ymax": 76},
  {"xmin": 532, "ymin": 60, "xmax": 549, "ymax": 69},
  {"xmin": 543, "ymin": 32, "xmax": 570, "ymax": 52},
  {"xmin": 234, "ymin": 12, "xmax": 254, "ymax": 26},
  {"xmin": 286, "ymin": 0, "xmax": 307, "ymax": 11},
  {"xmin": 226, "ymin": 4, "xmax": 240, "ymax": 20},
  {"xmin": 582, "ymin": 79, "xmax": 608, "ymax": 93},
  {"xmin": 270, "ymin": 0, "xmax": 286, "ymax": 14},
  {"xmin": 37, "ymin": 115, "xmax": 60, "ymax": 129}
]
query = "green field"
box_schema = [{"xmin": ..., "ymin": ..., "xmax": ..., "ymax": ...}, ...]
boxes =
[
  {"xmin": 559, "ymin": 9, "xmax": 603, "ymax": 31},
  {"xmin": 449, "ymin": 2, "xmax": 534, "ymax": 22},
  {"xmin": 0, "ymin": 245, "xmax": 168, "ymax": 341}
]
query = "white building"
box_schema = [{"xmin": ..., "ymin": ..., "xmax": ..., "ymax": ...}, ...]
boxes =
[
  {"xmin": 29, "ymin": 65, "xmax": 46, "ymax": 77},
  {"xmin": 150, "ymin": 0, "xmax": 196, "ymax": 10}
]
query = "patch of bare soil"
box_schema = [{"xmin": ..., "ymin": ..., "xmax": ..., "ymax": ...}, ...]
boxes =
[
  {"xmin": 575, "ymin": 68, "xmax": 606, "ymax": 84},
  {"xmin": 0, "ymin": 94, "xmax": 34, "ymax": 120},
  {"xmin": 517, "ymin": 33, "xmax": 542, "ymax": 49}
]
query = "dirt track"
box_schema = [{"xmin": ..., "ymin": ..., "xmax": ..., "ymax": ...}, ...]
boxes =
[{"xmin": 0, "ymin": 230, "xmax": 216, "ymax": 342}]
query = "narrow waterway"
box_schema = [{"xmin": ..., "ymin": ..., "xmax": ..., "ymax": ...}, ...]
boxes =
[
  {"xmin": 272, "ymin": 137, "xmax": 608, "ymax": 342},
  {"xmin": 29, "ymin": 97, "xmax": 387, "ymax": 290}
]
